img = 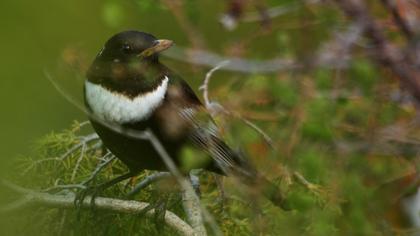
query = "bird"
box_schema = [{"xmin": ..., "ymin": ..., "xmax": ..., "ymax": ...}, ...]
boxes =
[{"xmin": 82, "ymin": 30, "xmax": 290, "ymax": 210}]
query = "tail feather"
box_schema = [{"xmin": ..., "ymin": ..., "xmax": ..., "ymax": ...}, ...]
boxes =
[{"xmin": 190, "ymin": 123, "xmax": 291, "ymax": 210}]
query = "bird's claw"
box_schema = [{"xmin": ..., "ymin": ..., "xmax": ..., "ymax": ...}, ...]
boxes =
[{"xmin": 74, "ymin": 185, "xmax": 103, "ymax": 211}]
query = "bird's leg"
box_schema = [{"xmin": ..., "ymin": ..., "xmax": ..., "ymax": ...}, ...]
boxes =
[
  {"xmin": 152, "ymin": 194, "xmax": 169, "ymax": 233},
  {"xmin": 135, "ymin": 182, "xmax": 176, "ymax": 232},
  {"xmin": 74, "ymin": 172, "xmax": 135, "ymax": 209}
]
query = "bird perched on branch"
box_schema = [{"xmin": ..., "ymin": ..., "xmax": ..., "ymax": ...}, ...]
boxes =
[{"xmin": 82, "ymin": 30, "xmax": 289, "ymax": 210}]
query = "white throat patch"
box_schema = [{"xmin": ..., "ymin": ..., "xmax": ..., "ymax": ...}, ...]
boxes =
[{"xmin": 85, "ymin": 76, "xmax": 169, "ymax": 124}]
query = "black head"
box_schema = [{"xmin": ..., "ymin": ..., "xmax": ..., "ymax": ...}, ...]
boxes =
[
  {"xmin": 96, "ymin": 31, "xmax": 173, "ymax": 63},
  {"xmin": 87, "ymin": 31, "xmax": 174, "ymax": 97}
]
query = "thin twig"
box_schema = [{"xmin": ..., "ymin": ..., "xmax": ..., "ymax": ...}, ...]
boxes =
[
  {"xmin": 164, "ymin": 46, "xmax": 300, "ymax": 73},
  {"xmin": 293, "ymin": 171, "xmax": 324, "ymax": 197},
  {"xmin": 236, "ymin": 115, "xmax": 275, "ymax": 149},
  {"xmin": 81, "ymin": 152, "xmax": 116, "ymax": 185},
  {"xmin": 189, "ymin": 171, "xmax": 201, "ymax": 197},
  {"xmin": 199, "ymin": 60, "xmax": 230, "ymax": 108},
  {"xmin": 199, "ymin": 61, "xmax": 274, "ymax": 148},
  {"xmin": 0, "ymin": 195, "xmax": 32, "ymax": 212},
  {"xmin": 73, "ymin": 120, "xmax": 90, "ymax": 130},
  {"xmin": 22, "ymin": 158, "xmax": 63, "ymax": 175},
  {"xmin": 1, "ymin": 180, "xmax": 195, "ymax": 236},
  {"xmin": 45, "ymin": 70, "xmax": 88, "ymax": 113},
  {"xmin": 242, "ymin": 0, "xmax": 320, "ymax": 22},
  {"xmin": 60, "ymin": 133, "xmax": 99, "ymax": 161},
  {"xmin": 71, "ymin": 143, "xmax": 87, "ymax": 181},
  {"xmin": 145, "ymin": 130, "xmax": 216, "ymax": 236},
  {"xmin": 42, "ymin": 184, "xmax": 87, "ymax": 192},
  {"xmin": 381, "ymin": 0, "xmax": 414, "ymax": 39},
  {"xmin": 126, "ymin": 172, "xmax": 172, "ymax": 199}
]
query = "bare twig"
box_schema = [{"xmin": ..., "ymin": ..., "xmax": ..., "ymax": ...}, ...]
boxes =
[
  {"xmin": 71, "ymin": 143, "xmax": 86, "ymax": 181},
  {"xmin": 22, "ymin": 133, "xmax": 100, "ymax": 176},
  {"xmin": 235, "ymin": 115, "xmax": 275, "ymax": 149},
  {"xmin": 126, "ymin": 172, "xmax": 172, "ymax": 198},
  {"xmin": 42, "ymin": 184, "xmax": 87, "ymax": 192},
  {"xmin": 164, "ymin": 46, "xmax": 300, "ymax": 73},
  {"xmin": 22, "ymin": 158, "xmax": 62, "ymax": 175},
  {"xmin": 199, "ymin": 61, "xmax": 274, "ymax": 148},
  {"xmin": 60, "ymin": 133, "xmax": 99, "ymax": 160},
  {"xmin": 1, "ymin": 180, "xmax": 195, "ymax": 236},
  {"xmin": 293, "ymin": 171, "xmax": 324, "ymax": 198},
  {"xmin": 81, "ymin": 152, "xmax": 116, "ymax": 185},
  {"xmin": 381, "ymin": 0, "xmax": 414, "ymax": 39},
  {"xmin": 199, "ymin": 60, "xmax": 230, "ymax": 109},
  {"xmin": 189, "ymin": 171, "xmax": 201, "ymax": 197},
  {"xmin": 145, "ymin": 130, "xmax": 213, "ymax": 236},
  {"xmin": 0, "ymin": 195, "xmax": 32, "ymax": 212},
  {"xmin": 72, "ymin": 120, "xmax": 90, "ymax": 130},
  {"xmin": 219, "ymin": 0, "xmax": 320, "ymax": 30},
  {"xmin": 45, "ymin": 70, "xmax": 88, "ymax": 113},
  {"xmin": 242, "ymin": 0, "xmax": 320, "ymax": 23},
  {"xmin": 314, "ymin": 23, "xmax": 364, "ymax": 68}
]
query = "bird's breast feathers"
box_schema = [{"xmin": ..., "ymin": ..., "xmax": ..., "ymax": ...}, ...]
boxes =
[{"xmin": 85, "ymin": 76, "xmax": 169, "ymax": 123}]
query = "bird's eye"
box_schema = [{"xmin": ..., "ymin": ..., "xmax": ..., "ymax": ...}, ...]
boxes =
[{"xmin": 122, "ymin": 44, "xmax": 132, "ymax": 53}]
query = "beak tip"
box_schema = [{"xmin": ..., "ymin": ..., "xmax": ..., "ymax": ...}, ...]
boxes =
[
  {"xmin": 159, "ymin": 39, "xmax": 174, "ymax": 47},
  {"xmin": 139, "ymin": 39, "xmax": 174, "ymax": 58}
]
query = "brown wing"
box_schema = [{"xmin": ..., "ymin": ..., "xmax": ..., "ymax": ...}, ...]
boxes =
[
  {"xmin": 153, "ymin": 77, "xmax": 255, "ymax": 177},
  {"xmin": 152, "ymin": 76, "xmax": 290, "ymax": 209}
]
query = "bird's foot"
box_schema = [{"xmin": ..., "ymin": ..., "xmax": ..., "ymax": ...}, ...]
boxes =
[
  {"xmin": 137, "ymin": 193, "xmax": 170, "ymax": 231},
  {"xmin": 74, "ymin": 184, "xmax": 103, "ymax": 211}
]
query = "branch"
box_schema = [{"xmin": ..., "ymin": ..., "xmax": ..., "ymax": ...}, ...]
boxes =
[
  {"xmin": 381, "ymin": 0, "xmax": 414, "ymax": 39},
  {"xmin": 81, "ymin": 152, "xmax": 116, "ymax": 185},
  {"xmin": 293, "ymin": 171, "xmax": 323, "ymax": 196},
  {"xmin": 144, "ymin": 130, "xmax": 212, "ymax": 236},
  {"xmin": 126, "ymin": 172, "xmax": 172, "ymax": 198},
  {"xmin": 1, "ymin": 180, "xmax": 195, "ymax": 236},
  {"xmin": 199, "ymin": 60, "xmax": 230, "ymax": 110},
  {"xmin": 242, "ymin": 0, "xmax": 320, "ymax": 23},
  {"xmin": 164, "ymin": 46, "xmax": 300, "ymax": 73},
  {"xmin": 60, "ymin": 133, "xmax": 99, "ymax": 160},
  {"xmin": 219, "ymin": 0, "xmax": 321, "ymax": 30},
  {"xmin": 199, "ymin": 61, "xmax": 275, "ymax": 148}
]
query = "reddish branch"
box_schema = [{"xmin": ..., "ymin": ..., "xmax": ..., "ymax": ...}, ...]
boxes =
[
  {"xmin": 380, "ymin": 0, "xmax": 414, "ymax": 39},
  {"xmin": 335, "ymin": 0, "xmax": 420, "ymax": 103}
]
